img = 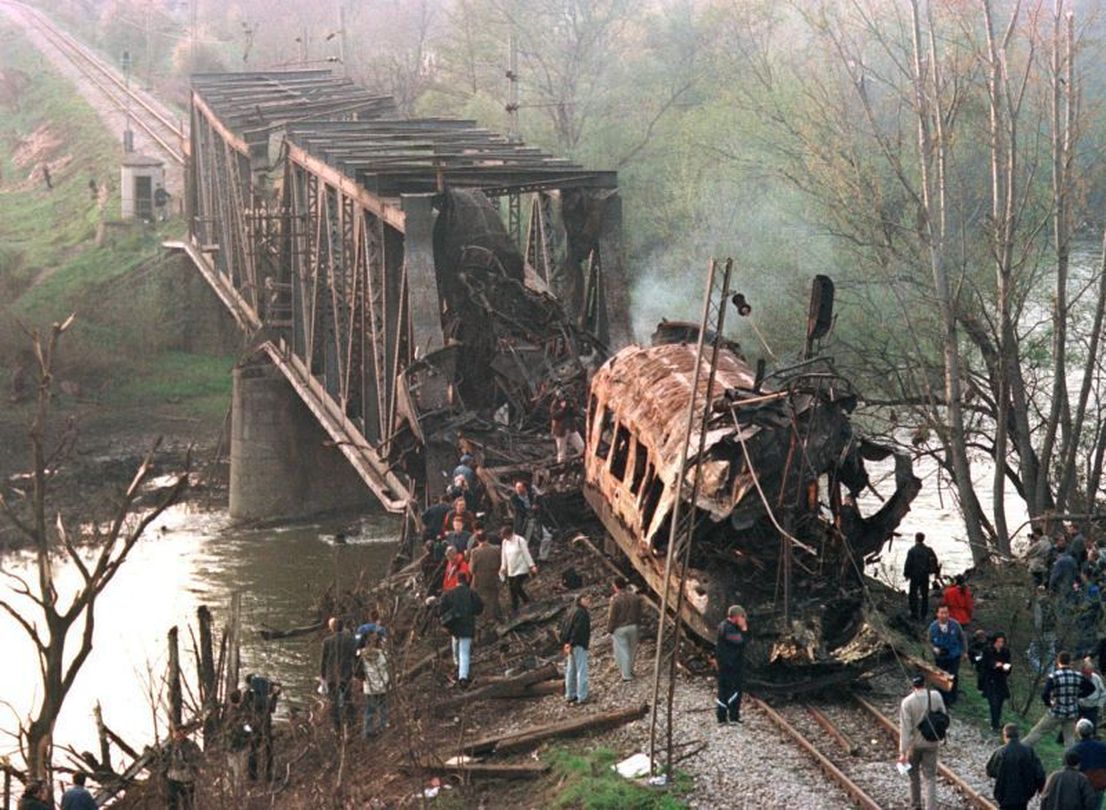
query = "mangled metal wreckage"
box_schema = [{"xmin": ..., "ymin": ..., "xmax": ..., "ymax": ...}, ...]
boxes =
[
  {"xmin": 385, "ymin": 188, "xmax": 919, "ymax": 686},
  {"xmin": 583, "ymin": 339, "xmax": 921, "ymax": 687},
  {"xmin": 389, "ymin": 188, "xmax": 604, "ymax": 507}
]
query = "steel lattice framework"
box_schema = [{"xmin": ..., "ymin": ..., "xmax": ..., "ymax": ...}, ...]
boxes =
[{"xmin": 176, "ymin": 70, "xmax": 628, "ymax": 513}]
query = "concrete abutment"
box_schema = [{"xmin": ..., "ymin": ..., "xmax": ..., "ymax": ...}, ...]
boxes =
[{"xmin": 229, "ymin": 361, "xmax": 368, "ymax": 520}]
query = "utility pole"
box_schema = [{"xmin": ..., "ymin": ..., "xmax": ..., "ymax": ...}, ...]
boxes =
[
  {"xmin": 505, "ymin": 31, "xmax": 521, "ymax": 244},
  {"xmin": 143, "ymin": 3, "xmax": 152, "ymax": 90},
  {"xmin": 506, "ymin": 32, "xmax": 519, "ymax": 142},
  {"xmin": 189, "ymin": 0, "xmax": 197, "ymax": 74},
  {"xmin": 337, "ymin": 0, "xmax": 348, "ymax": 76},
  {"xmin": 121, "ymin": 49, "xmax": 134, "ymax": 153}
]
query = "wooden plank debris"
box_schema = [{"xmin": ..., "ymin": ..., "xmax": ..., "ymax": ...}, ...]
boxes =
[
  {"xmin": 458, "ymin": 703, "xmax": 649, "ymax": 756},
  {"xmin": 433, "ymin": 664, "xmax": 559, "ymax": 714}
]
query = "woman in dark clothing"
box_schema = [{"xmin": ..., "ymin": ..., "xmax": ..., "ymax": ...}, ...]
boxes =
[
  {"xmin": 18, "ymin": 781, "xmax": 50, "ymax": 810},
  {"xmin": 979, "ymin": 632, "xmax": 1012, "ymax": 731}
]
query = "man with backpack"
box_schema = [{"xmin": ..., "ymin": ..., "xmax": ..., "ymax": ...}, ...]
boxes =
[
  {"xmin": 899, "ymin": 673, "xmax": 948, "ymax": 810},
  {"xmin": 1025, "ymin": 651, "xmax": 1095, "ymax": 748}
]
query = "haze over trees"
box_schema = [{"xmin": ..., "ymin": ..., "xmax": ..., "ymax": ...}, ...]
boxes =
[{"xmin": 33, "ymin": 0, "xmax": 1106, "ymax": 556}]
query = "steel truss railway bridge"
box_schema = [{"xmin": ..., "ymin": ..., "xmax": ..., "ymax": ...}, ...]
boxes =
[{"xmin": 170, "ymin": 71, "xmax": 629, "ymax": 520}]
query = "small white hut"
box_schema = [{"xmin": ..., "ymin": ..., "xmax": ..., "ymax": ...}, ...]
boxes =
[{"xmin": 120, "ymin": 153, "xmax": 165, "ymax": 221}]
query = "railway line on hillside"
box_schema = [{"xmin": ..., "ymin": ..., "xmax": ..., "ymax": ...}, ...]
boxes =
[
  {"xmin": 751, "ymin": 691, "xmax": 997, "ymax": 809},
  {"xmin": 2, "ymin": 0, "xmax": 186, "ymax": 166}
]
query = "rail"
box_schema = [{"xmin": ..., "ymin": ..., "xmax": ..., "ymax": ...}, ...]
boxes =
[
  {"xmin": 4, "ymin": 0, "xmax": 186, "ymax": 164},
  {"xmin": 750, "ymin": 696, "xmax": 882, "ymax": 810},
  {"xmin": 851, "ymin": 692, "xmax": 997, "ymax": 810}
]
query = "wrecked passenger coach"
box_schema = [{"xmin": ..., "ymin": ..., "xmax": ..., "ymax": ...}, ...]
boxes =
[{"xmin": 583, "ymin": 339, "xmax": 922, "ymax": 684}]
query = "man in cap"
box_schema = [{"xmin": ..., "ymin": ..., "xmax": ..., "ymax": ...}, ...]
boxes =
[
  {"xmin": 899, "ymin": 673, "xmax": 947, "ymax": 809},
  {"xmin": 714, "ymin": 605, "xmax": 748, "ymax": 724}
]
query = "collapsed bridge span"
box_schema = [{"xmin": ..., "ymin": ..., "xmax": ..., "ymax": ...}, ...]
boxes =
[{"xmin": 171, "ymin": 70, "xmax": 629, "ymax": 518}]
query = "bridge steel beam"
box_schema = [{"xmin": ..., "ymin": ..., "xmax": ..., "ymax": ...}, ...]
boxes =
[
  {"xmin": 179, "ymin": 72, "xmax": 630, "ymax": 518},
  {"xmin": 183, "ymin": 91, "xmax": 415, "ymax": 514}
]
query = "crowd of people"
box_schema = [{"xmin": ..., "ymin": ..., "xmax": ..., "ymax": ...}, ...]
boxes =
[
  {"xmin": 897, "ymin": 524, "xmax": 1106, "ymax": 809},
  {"xmin": 306, "ymin": 444, "xmax": 650, "ymax": 746}
]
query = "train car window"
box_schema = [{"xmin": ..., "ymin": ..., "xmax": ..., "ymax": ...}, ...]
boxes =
[
  {"xmin": 629, "ymin": 441, "xmax": 649, "ymax": 495},
  {"xmin": 587, "ymin": 394, "xmax": 598, "ymax": 437},
  {"xmin": 641, "ymin": 474, "xmax": 664, "ymax": 535},
  {"xmin": 596, "ymin": 407, "xmax": 614, "ymax": 459},
  {"xmin": 610, "ymin": 424, "xmax": 631, "ymax": 480}
]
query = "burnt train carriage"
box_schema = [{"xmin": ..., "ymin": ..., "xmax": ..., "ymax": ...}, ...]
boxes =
[{"xmin": 583, "ymin": 341, "xmax": 921, "ymax": 679}]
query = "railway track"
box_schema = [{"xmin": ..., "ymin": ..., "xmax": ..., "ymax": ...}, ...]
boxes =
[
  {"xmin": 3, "ymin": 0, "xmax": 186, "ymax": 165},
  {"xmin": 751, "ymin": 693, "xmax": 997, "ymax": 809}
]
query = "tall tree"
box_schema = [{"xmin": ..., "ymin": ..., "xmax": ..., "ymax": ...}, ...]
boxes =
[{"xmin": 0, "ymin": 318, "xmax": 187, "ymax": 780}]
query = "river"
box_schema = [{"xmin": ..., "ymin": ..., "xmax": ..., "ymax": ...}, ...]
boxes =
[{"xmin": 0, "ymin": 501, "xmax": 397, "ymax": 764}]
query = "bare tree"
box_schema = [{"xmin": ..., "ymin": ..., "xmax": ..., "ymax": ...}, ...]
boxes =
[
  {"xmin": 0, "ymin": 317, "xmax": 188, "ymax": 780},
  {"xmin": 714, "ymin": 0, "xmax": 1106, "ymax": 558}
]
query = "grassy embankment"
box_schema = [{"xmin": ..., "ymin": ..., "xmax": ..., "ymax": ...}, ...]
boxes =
[
  {"xmin": 896, "ymin": 566, "xmax": 1071, "ymax": 772},
  {"xmin": 0, "ymin": 23, "xmax": 234, "ymax": 428}
]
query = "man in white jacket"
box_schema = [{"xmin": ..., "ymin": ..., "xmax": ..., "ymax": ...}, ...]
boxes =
[
  {"xmin": 1079, "ymin": 657, "xmax": 1106, "ymax": 729},
  {"xmin": 499, "ymin": 523, "xmax": 537, "ymax": 613}
]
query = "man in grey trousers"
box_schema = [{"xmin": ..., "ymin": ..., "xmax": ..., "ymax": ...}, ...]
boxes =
[
  {"xmin": 899, "ymin": 673, "xmax": 946, "ymax": 809},
  {"xmin": 607, "ymin": 578, "xmax": 643, "ymax": 681}
]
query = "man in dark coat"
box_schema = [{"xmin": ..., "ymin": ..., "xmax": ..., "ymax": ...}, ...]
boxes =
[
  {"xmin": 714, "ymin": 604, "xmax": 749, "ymax": 724},
  {"xmin": 421, "ymin": 494, "xmax": 452, "ymax": 543},
  {"xmin": 18, "ymin": 781, "xmax": 50, "ymax": 810},
  {"xmin": 986, "ymin": 724, "xmax": 1046, "ymax": 810},
  {"xmin": 319, "ymin": 617, "xmax": 358, "ymax": 732},
  {"xmin": 1041, "ymin": 751, "xmax": 1098, "ymax": 810},
  {"xmin": 904, "ymin": 532, "xmax": 940, "ymax": 621},
  {"xmin": 561, "ymin": 593, "xmax": 592, "ymax": 704},
  {"xmin": 439, "ymin": 572, "xmax": 484, "ymax": 687}
]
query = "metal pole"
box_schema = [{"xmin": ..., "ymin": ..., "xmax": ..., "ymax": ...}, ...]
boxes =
[
  {"xmin": 647, "ymin": 257, "xmax": 718, "ymax": 778},
  {"xmin": 664, "ymin": 259, "xmax": 733, "ymax": 779},
  {"xmin": 337, "ymin": 0, "xmax": 348, "ymax": 76}
]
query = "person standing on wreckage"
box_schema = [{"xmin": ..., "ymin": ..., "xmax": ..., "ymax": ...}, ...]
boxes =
[
  {"xmin": 714, "ymin": 605, "xmax": 749, "ymax": 725},
  {"xmin": 550, "ymin": 388, "xmax": 584, "ymax": 462}
]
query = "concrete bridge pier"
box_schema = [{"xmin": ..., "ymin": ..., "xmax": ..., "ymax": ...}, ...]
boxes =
[{"xmin": 229, "ymin": 361, "xmax": 368, "ymax": 521}]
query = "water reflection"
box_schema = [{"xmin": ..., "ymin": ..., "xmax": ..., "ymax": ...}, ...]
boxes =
[
  {"xmin": 0, "ymin": 503, "xmax": 396, "ymax": 763},
  {"xmin": 861, "ymin": 453, "xmax": 1029, "ymax": 588}
]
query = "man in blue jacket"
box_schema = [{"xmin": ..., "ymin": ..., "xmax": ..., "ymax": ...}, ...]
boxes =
[{"xmin": 929, "ymin": 603, "xmax": 967, "ymax": 706}]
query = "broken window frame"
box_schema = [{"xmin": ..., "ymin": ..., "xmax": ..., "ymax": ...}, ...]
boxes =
[
  {"xmin": 629, "ymin": 439, "xmax": 649, "ymax": 496},
  {"xmin": 640, "ymin": 473, "xmax": 664, "ymax": 539},
  {"xmin": 609, "ymin": 423, "xmax": 632, "ymax": 481},
  {"xmin": 595, "ymin": 405, "xmax": 614, "ymax": 461}
]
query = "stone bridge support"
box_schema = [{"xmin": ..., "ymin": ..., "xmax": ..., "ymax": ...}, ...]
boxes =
[{"xmin": 229, "ymin": 361, "xmax": 368, "ymax": 520}]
